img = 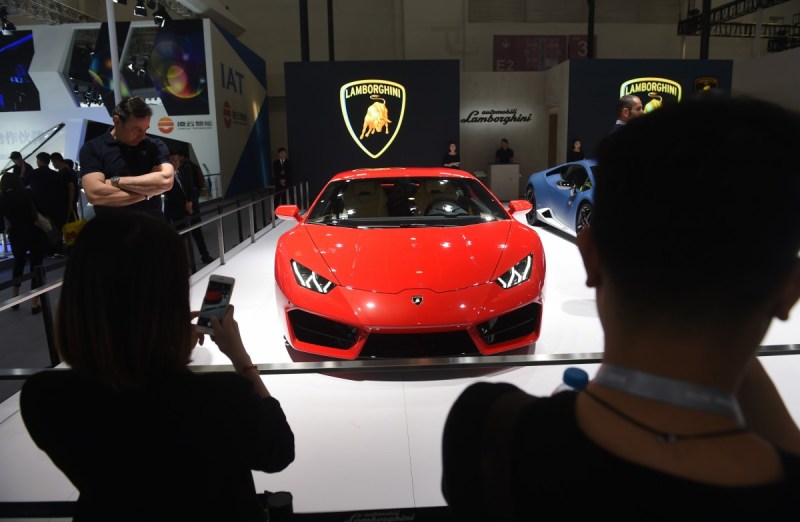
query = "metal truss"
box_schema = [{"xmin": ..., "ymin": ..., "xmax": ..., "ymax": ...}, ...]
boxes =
[
  {"xmin": 3, "ymin": 0, "xmax": 196, "ymax": 26},
  {"xmin": 678, "ymin": 0, "xmax": 795, "ymax": 35},
  {"xmin": 5, "ymin": 0, "xmax": 99, "ymax": 24},
  {"xmin": 684, "ymin": 21, "xmax": 800, "ymax": 38}
]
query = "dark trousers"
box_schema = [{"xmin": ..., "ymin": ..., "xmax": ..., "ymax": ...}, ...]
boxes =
[{"xmin": 10, "ymin": 229, "xmax": 45, "ymax": 289}]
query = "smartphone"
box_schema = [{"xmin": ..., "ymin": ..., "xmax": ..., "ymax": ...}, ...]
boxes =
[{"xmin": 196, "ymin": 275, "xmax": 235, "ymax": 334}]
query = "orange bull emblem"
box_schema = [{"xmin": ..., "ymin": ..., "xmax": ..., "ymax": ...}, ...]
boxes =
[{"xmin": 360, "ymin": 95, "xmax": 392, "ymax": 139}]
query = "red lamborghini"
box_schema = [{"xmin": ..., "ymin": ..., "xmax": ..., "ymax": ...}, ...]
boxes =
[{"xmin": 274, "ymin": 168, "xmax": 546, "ymax": 359}]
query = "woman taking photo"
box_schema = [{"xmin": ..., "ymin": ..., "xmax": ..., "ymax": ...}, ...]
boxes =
[{"xmin": 20, "ymin": 212, "xmax": 295, "ymax": 520}]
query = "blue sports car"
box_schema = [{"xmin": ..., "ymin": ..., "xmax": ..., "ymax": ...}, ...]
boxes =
[{"xmin": 524, "ymin": 159, "xmax": 596, "ymax": 236}]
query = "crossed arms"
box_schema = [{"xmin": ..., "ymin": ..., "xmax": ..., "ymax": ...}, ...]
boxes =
[{"xmin": 82, "ymin": 163, "xmax": 175, "ymax": 207}]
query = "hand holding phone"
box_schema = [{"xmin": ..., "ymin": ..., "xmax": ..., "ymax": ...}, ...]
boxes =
[{"xmin": 196, "ymin": 275, "xmax": 235, "ymax": 335}]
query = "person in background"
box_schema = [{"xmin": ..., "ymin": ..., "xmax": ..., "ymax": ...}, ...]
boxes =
[
  {"xmin": 495, "ymin": 138, "xmax": 514, "ymax": 164},
  {"xmin": 78, "ymin": 96, "xmax": 174, "ymax": 219},
  {"xmin": 27, "ymin": 151, "xmax": 66, "ymax": 256},
  {"xmin": 20, "ymin": 213, "xmax": 295, "ymax": 519},
  {"xmin": 7, "ymin": 151, "xmax": 34, "ymax": 186},
  {"xmin": 166, "ymin": 149, "xmax": 213, "ymax": 266},
  {"xmin": 567, "ymin": 137, "xmax": 585, "ymax": 162},
  {"xmin": 442, "ymin": 96, "xmax": 800, "ymax": 520},
  {"xmin": 611, "ymin": 94, "xmax": 643, "ymax": 133},
  {"xmin": 272, "ymin": 147, "xmax": 292, "ymax": 206},
  {"xmin": 0, "ymin": 172, "xmax": 45, "ymax": 313},
  {"xmin": 443, "ymin": 142, "xmax": 461, "ymax": 168},
  {"xmin": 50, "ymin": 153, "xmax": 79, "ymax": 220}
]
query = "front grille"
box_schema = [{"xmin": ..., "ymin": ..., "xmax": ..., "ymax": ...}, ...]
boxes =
[
  {"xmin": 477, "ymin": 303, "xmax": 541, "ymax": 345},
  {"xmin": 288, "ymin": 310, "xmax": 359, "ymax": 349},
  {"xmin": 360, "ymin": 331, "xmax": 480, "ymax": 359}
]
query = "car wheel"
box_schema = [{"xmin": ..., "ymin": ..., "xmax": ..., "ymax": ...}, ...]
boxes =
[
  {"xmin": 576, "ymin": 201, "xmax": 592, "ymax": 235},
  {"xmin": 525, "ymin": 186, "xmax": 538, "ymax": 226}
]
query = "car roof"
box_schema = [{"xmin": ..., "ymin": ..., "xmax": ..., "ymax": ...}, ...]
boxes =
[{"xmin": 330, "ymin": 167, "xmax": 477, "ymax": 182}]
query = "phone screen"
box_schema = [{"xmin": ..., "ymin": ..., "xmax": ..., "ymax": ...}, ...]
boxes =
[{"xmin": 197, "ymin": 278, "xmax": 234, "ymax": 330}]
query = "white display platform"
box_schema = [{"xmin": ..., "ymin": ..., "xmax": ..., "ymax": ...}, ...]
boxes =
[{"xmin": 1, "ymin": 220, "xmax": 800, "ymax": 515}]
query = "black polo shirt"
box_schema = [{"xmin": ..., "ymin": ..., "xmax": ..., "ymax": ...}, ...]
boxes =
[
  {"xmin": 495, "ymin": 147, "xmax": 514, "ymax": 164},
  {"xmin": 79, "ymin": 132, "xmax": 170, "ymax": 217}
]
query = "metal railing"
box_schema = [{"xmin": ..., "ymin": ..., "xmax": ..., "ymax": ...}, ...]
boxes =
[{"xmin": 0, "ymin": 182, "xmax": 310, "ymax": 369}]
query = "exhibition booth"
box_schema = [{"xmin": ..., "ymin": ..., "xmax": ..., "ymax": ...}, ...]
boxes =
[{"xmin": 2, "ymin": 19, "xmax": 800, "ymax": 517}]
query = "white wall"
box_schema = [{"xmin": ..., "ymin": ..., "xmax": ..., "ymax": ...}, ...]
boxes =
[{"xmin": 733, "ymin": 46, "xmax": 800, "ymax": 113}]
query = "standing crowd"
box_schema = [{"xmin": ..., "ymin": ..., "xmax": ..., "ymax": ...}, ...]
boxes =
[{"xmin": 1, "ymin": 150, "xmax": 79, "ymax": 313}]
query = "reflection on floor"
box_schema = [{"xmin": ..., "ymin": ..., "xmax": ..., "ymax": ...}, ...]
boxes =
[{"xmin": 2, "ymin": 220, "xmax": 800, "ymax": 514}]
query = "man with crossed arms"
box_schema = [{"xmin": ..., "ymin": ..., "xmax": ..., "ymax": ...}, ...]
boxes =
[{"xmin": 79, "ymin": 96, "xmax": 174, "ymax": 219}]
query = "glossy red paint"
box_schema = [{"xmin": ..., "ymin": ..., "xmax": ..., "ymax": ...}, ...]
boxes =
[{"xmin": 274, "ymin": 167, "xmax": 546, "ymax": 359}]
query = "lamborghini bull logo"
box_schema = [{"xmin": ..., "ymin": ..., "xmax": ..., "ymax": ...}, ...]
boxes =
[
  {"xmin": 360, "ymin": 95, "xmax": 392, "ymax": 139},
  {"xmin": 619, "ymin": 77, "xmax": 682, "ymax": 113},
  {"xmin": 341, "ymin": 79, "xmax": 406, "ymax": 159}
]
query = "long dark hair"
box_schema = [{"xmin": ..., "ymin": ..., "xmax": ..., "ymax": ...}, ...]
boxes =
[{"xmin": 56, "ymin": 212, "xmax": 193, "ymax": 390}]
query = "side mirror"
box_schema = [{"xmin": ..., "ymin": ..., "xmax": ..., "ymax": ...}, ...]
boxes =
[
  {"xmin": 275, "ymin": 204, "xmax": 302, "ymax": 223},
  {"xmin": 508, "ymin": 199, "xmax": 532, "ymax": 224}
]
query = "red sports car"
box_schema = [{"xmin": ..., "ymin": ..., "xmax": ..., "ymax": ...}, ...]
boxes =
[{"xmin": 274, "ymin": 168, "xmax": 546, "ymax": 359}]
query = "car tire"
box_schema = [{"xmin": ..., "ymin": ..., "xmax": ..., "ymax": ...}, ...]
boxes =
[
  {"xmin": 525, "ymin": 186, "xmax": 538, "ymax": 226},
  {"xmin": 576, "ymin": 201, "xmax": 592, "ymax": 235}
]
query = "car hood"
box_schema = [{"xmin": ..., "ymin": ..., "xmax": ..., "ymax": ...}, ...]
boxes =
[{"xmin": 304, "ymin": 222, "xmax": 514, "ymax": 293}]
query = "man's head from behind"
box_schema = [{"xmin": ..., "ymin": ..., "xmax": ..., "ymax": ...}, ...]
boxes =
[
  {"xmin": 589, "ymin": 96, "xmax": 800, "ymax": 331},
  {"xmin": 9, "ymin": 151, "xmax": 22, "ymax": 165},
  {"xmin": 36, "ymin": 152, "xmax": 51, "ymax": 168},
  {"xmin": 112, "ymin": 96, "xmax": 152, "ymax": 147}
]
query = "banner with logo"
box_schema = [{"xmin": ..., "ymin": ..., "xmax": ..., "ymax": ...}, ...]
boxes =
[
  {"xmin": 286, "ymin": 60, "xmax": 460, "ymax": 197},
  {"xmin": 209, "ymin": 22, "xmax": 269, "ymax": 197},
  {"xmin": 566, "ymin": 59, "xmax": 732, "ymax": 161}
]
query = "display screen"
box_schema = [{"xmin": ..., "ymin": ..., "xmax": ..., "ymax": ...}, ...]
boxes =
[
  {"xmin": 0, "ymin": 31, "xmax": 40, "ymax": 112},
  {"xmin": 285, "ymin": 60, "xmax": 460, "ymax": 197},
  {"xmin": 566, "ymin": 59, "xmax": 733, "ymax": 158},
  {"xmin": 149, "ymin": 19, "xmax": 209, "ymax": 116}
]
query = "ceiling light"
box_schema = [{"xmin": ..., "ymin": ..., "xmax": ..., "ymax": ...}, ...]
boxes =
[
  {"xmin": 134, "ymin": 0, "xmax": 147, "ymax": 16},
  {"xmin": 1, "ymin": 19, "xmax": 15, "ymax": 36},
  {"xmin": 153, "ymin": 4, "xmax": 169, "ymax": 27}
]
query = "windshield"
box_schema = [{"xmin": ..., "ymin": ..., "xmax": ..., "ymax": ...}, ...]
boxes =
[{"xmin": 306, "ymin": 177, "xmax": 509, "ymax": 228}]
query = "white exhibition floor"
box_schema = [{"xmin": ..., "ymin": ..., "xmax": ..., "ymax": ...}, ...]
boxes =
[{"xmin": 2, "ymin": 219, "xmax": 800, "ymax": 515}]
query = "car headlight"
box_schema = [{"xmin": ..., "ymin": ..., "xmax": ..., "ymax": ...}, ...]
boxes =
[
  {"xmin": 291, "ymin": 260, "xmax": 336, "ymax": 294},
  {"xmin": 494, "ymin": 254, "xmax": 532, "ymax": 289}
]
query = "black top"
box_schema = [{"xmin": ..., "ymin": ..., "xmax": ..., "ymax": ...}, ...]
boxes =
[
  {"xmin": 0, "ymin": 187, "xmax": 36, "ymax": 237},
  {"xmin": 12, "ymin": 161, "xmax": 34, "ymax": 186},
  {"xmin": 443, "ymin": 153, "xmax": 461, "ymax": 167},
  {"xmin": 495, "ymin": 147, "xmax": 514, "ymax": 164},
  {"xmin": 567, "ymin": 149, "xmax": 585, "ymax": 162},
  {"xmin": 79, "ymin": 133, "xmax": 170, "ymax": 217},
  {"xmin": 21, "ymin": 369, "xmax": 295, "ymax": 521},
  {"xmin": 58, "ymin": 166, "xmax": 80, "ymax": 217},
  {"xmin": 28, "ymin": 166, "xmax": 66, "ymax": 221},
  {"xmin": 272, "ymin": 159, "xmax": 291, "ymax": 189},
  {"xmin": 442, "ymin": 382, "xmax": 800, "ymax": 521}
]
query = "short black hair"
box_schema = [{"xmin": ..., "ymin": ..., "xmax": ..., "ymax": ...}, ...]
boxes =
[
  {"xmin": 593, "ymin": 96, "xmax": 800, "ymax": 328},
  {"xmin": 277, "ymin": 147, "xmax": 287, "ymax": 153},
  {"xmin": 113, "ymin": 96, "xmax": 152, "ymax": 122},
  {"xmin": 50, "ymin": 152, "xmax": 64, "ymax": 163},
  {"xmin": 616, "ymin": 94, "xmax": 640, "ymax": 115},
  {"xmin": 36, "ymin": 152, "xmax": 51, "ymax": 163}
]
